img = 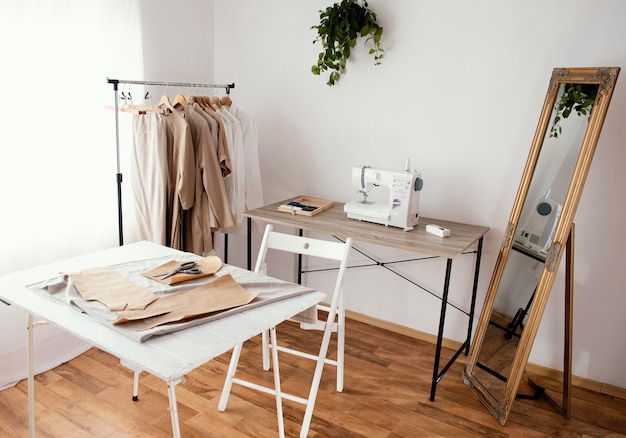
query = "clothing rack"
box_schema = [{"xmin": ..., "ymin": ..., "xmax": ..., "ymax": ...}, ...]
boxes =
[{"xmin": 106, "ymin": 78, "xmax": 236, "ymax": 250}]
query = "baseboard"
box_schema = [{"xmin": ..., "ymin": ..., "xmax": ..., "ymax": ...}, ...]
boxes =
[
  {"xmin": 346, "ymin": 309, "xmax": 464, "ymax": 350},
  {"xmin": 346, "ymin": 310, "xmax": 626, "ymax": 401},
  {"xmin": 525, "ymin": 362, "xmax": 626, "ymax": 400}
]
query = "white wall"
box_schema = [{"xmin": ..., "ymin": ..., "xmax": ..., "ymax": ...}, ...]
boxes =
[{"xmin": 212, "ymin": 1, "xmax": 626, "ymax": 389}]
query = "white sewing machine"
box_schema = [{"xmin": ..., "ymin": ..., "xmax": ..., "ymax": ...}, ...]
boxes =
[{"xmin": 344, "ymin": 163, "xmax": 423, "ymax": 231}]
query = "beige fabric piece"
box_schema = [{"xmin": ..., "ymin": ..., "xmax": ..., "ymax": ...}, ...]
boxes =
[
  {"xmin": 143, "ymin": 256, "xmax": 222, "ymax": 285},
  {"xmin": 67, "ymin": 267, "xmax": 158, "ymax": 311},
  {"xmin": 114, "ymin": 273, "xmax": 257, "ymax": 331}
]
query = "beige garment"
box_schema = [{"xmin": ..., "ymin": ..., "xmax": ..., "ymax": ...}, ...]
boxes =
[
  {"xmin": 192, "ymin": 103, "xmax": 220, "ymax": 159},
  {"xmin": 194, "ymin": 97, "xmax": 232, "ymax": 178},
  {"xmin": 183, "ymin": 105, "xmax": 235, "ymax": 254},
  {"xmin": 131, "ymin": 113, "xmax": 169, "ymax": 245},
  {"xmin": 114, "ymin": 273, "xmax": 258, "ymax": 331},
  {"xmin": 162, "ymin": 110, "xmax": 195, "ymax": 249},
  {"xmin": 67, "ymin": 267, "xmax": 157, "ymax": 311}
]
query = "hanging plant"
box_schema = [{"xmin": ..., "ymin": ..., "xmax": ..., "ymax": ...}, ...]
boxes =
[
  {"xmin": 550, "ymin": 83, "xmax": 597, "ymax": 138},
  {"xmin": 311, "ymin": 0, "xmax": 384, "ymax": 86}
]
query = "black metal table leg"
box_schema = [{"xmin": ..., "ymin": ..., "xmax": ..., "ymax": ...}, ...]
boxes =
[
  {"xmin": 465, "ymin": 236, "xmax": 483, "ymax": 354},
  {"xmin": 430, "ymin": 258, "xmax": 453, "ymax": 401},
  {"xmin": 430, "ymin": 236, "xmax": 484, "ymax": 401}
]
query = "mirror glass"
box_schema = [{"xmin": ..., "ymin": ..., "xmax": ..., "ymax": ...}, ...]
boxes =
[
  {"xmin": 474, "ymin": 82, "xmax": 597, "ymax": 400},
  {"xmin": 463, "ymin": 67, "xmax": 619, "ymax": 425}
]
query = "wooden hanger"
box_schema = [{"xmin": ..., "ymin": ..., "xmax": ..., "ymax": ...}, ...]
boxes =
[
  {"xmin": 220, "ymin": 95, "xmax": 233, "ymax": 107},
  {"xmin": 209, "ymin": 96, "xmax": 221, "ymax": 108},
  {"xmin": 104, "ymin": 104, "xmax": 165, "ymax": 115},
  {"xmin": 172, "ymin": 93, "xmax": 187, "ymax": 109},
  {"xmin": 158, "ymin": 94, "xmax": 174, "ymax": 112}
]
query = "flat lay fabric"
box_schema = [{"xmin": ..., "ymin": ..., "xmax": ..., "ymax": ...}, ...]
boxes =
[{"xmin": 30, "ymin": 251, "xmax": 314, "ymax": 343}]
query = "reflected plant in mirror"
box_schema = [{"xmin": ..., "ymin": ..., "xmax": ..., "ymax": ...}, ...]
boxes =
[{"xmin": 550, "ymin": 83, "xmax": 597, "ymax": 138}]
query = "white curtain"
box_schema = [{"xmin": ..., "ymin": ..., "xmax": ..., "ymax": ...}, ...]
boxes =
[{"xmin": 0, "ymin": 0, "xmax": 144, "ymax": 389}]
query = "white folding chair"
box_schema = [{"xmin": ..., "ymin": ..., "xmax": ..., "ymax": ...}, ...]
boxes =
[{"xmin": 219, "ymin": 224, "xmax": 352, "ymax": 438}]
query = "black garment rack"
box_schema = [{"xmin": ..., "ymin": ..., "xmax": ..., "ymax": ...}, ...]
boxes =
[{"xmin": 106, "ymin": 77, "xmax": 235, "ymax": 249}]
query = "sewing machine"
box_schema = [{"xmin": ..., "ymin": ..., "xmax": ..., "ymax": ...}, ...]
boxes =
[{"xmin": 344, "ymin": 164, "xmax": 423, "ymax": 231}]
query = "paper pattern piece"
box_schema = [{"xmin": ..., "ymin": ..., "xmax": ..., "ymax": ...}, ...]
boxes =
[
  {"xmin": 67, "ymin": 267, "xmax": 158, "ymax": 311},
  {"xmin": 144, "ymin": 255, "xmax": 223, "ymax": 285},
  {"xmin": 114, "ymin": 273, "xmax": 258, "ymax": 331}
]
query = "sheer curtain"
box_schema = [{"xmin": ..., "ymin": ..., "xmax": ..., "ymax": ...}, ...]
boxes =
[{"xmin": 0, "ymin": 0, "xmax": 145, "ymax": 389}]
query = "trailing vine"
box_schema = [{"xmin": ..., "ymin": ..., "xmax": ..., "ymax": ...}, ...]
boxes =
[
  {"xmin": 311, "ymin": 0, "xmax": 384, "ymax": 86},
  {"xmin": 550, "ymin": 83, "xmax": 598, "ymax": 138}
]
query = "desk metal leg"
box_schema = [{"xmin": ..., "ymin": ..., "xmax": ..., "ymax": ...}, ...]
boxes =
[
  {"xmin": 430, "ymin": 237, "xmax": 484, "ymax": 401},
  {"xmin": 430, "ymin": 258, "xmax": 453, "ymax": 401},
  {"xmin": 466, "ymin": 237, "xmax": 483, "ymax": 354}
]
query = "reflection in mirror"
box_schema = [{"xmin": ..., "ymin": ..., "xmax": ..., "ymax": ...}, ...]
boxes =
[
  {"xmin": 516, "ymin": 83, "xmax": 599, "ymax": 257},
  {"xmin": 463, "ymin": 67, "xmax": 619, "ymax": 426},
  {"xmin": 474, "ymin": 250, "xmax": 540, "ymax": 400}
]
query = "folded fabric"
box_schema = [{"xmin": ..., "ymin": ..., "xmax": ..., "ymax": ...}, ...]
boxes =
[
  {"xmin": 144, "ymin": 255, "xmax": 222, "ymax": 285},
  {"xmin": 114, "ymin": 273, "xmax": 257, "ymax": 331},
  {"xmin": 67, "ymin": 267, "xmax": 158, "ymax": 311}
]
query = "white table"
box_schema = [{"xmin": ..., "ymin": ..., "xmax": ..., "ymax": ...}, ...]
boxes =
[{"xmin": 0, "ymin": 241, "xmax": 325, "ymax": 437}]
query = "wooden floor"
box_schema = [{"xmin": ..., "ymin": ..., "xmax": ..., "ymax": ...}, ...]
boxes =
[{"xmin": 1, "ymin": 318, "xmax": 625, "ymax": 437}]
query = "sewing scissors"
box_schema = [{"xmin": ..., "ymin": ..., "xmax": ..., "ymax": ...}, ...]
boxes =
[{"xmin": 155, "ymin": 261, "xmax": 202, "ymax": 279}]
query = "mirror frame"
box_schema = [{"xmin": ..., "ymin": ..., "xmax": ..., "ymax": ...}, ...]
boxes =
[{"xmin": 463, "ymin": 67, "xmax": 620, "ymax": 425}]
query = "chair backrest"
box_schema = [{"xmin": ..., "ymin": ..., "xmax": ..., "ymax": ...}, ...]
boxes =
[{"xmin": 254, "ymin": 224, "xmax": 352, "ymax": 298}]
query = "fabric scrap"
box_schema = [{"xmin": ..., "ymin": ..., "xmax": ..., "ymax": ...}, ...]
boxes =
[
  {"xmin": 114, "ymin": 273, "xmax": 257, "ymax": 331},
  {"xmin": 67, "ymin": 267, "xmax": 158, "ymax": 311}
]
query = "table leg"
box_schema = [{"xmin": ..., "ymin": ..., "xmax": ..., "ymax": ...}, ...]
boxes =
[
  {"xmin": 167, "ymin": 379, "xmax": 182, "ymax": 438},
  {"xmin": 27, "ymin": 314, "xmax": 35, "ymax": 438},
  {"xmin": 466, "ymin": 237, "xmax": 484, "ymax": 354},
  {"xmin": 430, "ymin": 258, "xmax": 453, "ymax": 401}
]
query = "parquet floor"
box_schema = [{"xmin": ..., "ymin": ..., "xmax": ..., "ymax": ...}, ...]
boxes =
[{"xmin": 1, "ymin": 318, "xmax": 624, "ymax": 437}]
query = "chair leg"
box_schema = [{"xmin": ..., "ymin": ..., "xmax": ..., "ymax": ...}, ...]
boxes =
[
  {"xmin": 219, "ymin": 343, "xmax": 243, "ymax": 411},
  {"xmin": 337, "ymin": 297, "xmax": 345, "ymax": 392},
  {"xmin": 300, "ymin": 301, "xmax": 339, "ymax": 437},
  {"xmin": 270, "ymin": 326, "xmax": 285, "ymax": 438}
]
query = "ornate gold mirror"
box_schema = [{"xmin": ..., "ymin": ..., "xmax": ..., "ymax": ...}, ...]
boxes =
[{"xmin": 463, "ymin": 67, "xmax": 620, "ymax": 425}]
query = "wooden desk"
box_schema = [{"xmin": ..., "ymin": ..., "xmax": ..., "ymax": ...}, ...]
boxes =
[
  {"xmin": 0, "ymin": 241, "xmax": 325, "ymax": 438},
  {"xmin": 244, "ymin": 197, "xmax": 489, "ymax": 401}
]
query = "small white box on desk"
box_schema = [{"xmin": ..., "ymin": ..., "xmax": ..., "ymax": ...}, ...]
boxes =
[{"xmin": 426, "ymin": 224, "xmax": 450, "ymax": 237}]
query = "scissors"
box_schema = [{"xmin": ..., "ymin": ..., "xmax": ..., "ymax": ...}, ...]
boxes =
[{"xmin": 155, "ymin": 261, "xmax": 202, "ymax": 279}]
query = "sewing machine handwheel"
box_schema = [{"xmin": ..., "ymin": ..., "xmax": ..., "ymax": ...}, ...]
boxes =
[{"xmin": 414, "ymin": 178, "xmax": 424, "ymax": 191}]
